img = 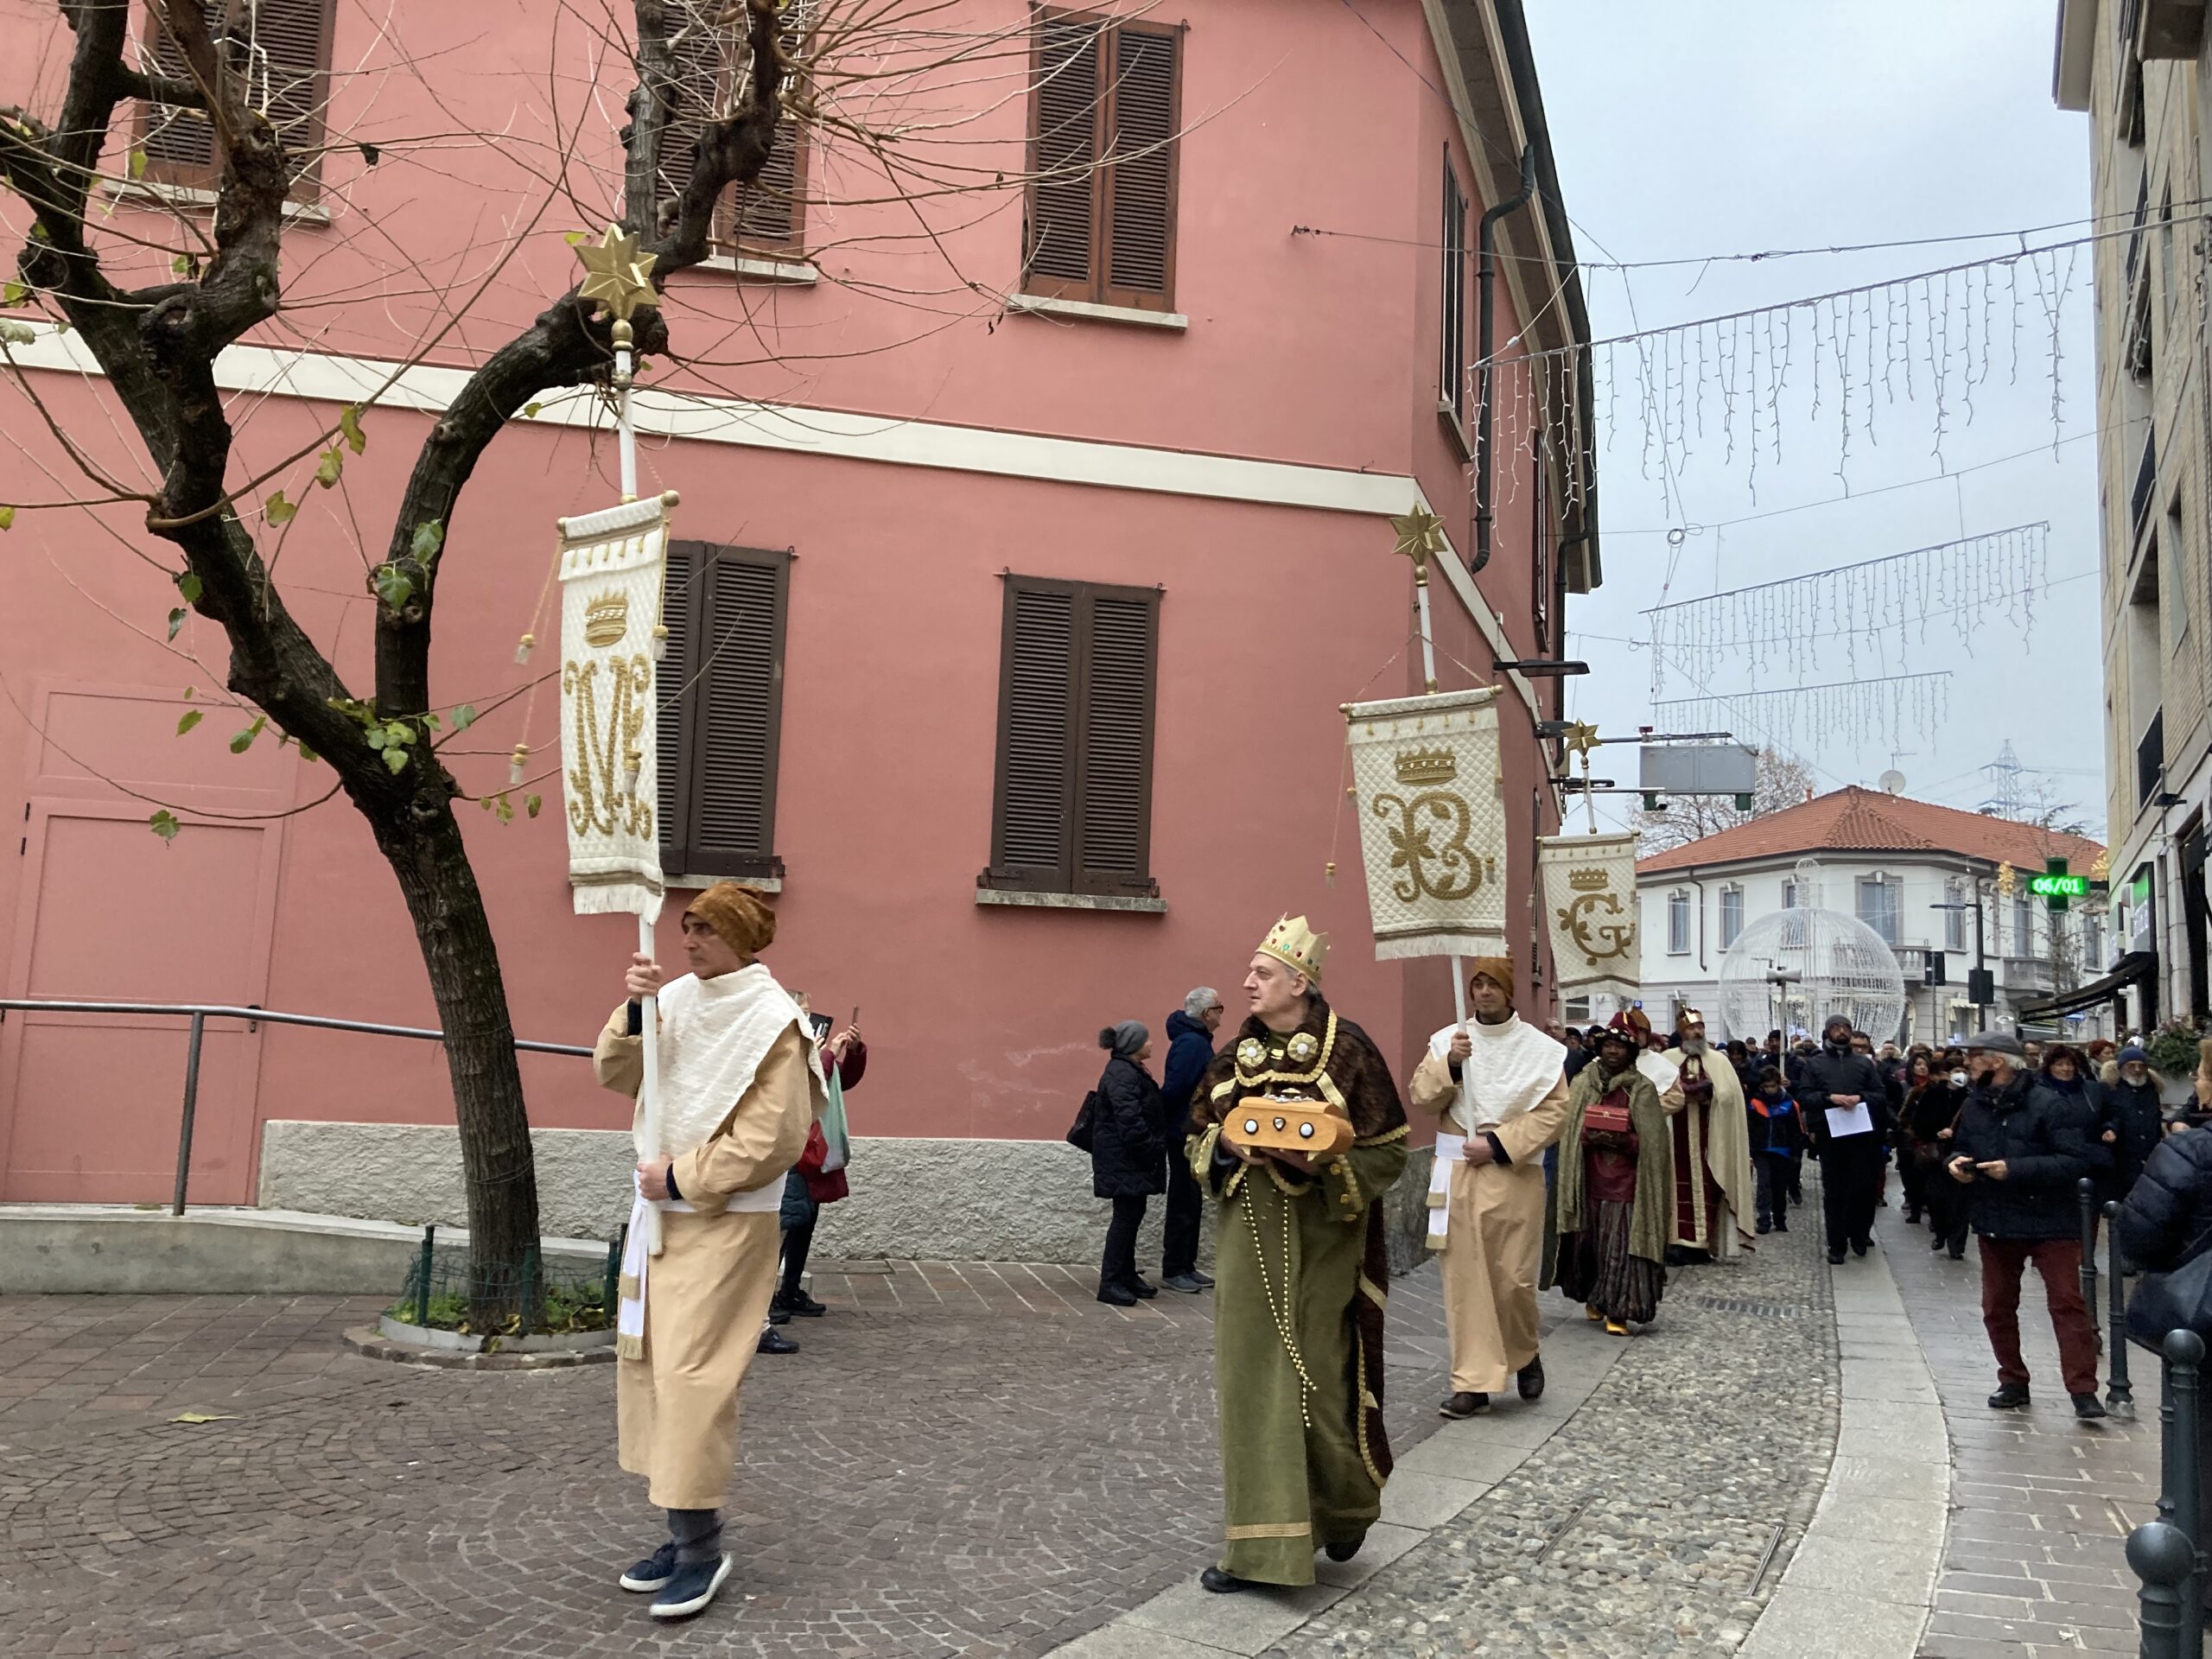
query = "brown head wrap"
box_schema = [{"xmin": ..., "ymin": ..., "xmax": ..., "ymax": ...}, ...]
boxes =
[
  {"xmin": 1466, "ymin": 956, "xmax": 1515, "ymax": 1000},
  {"xmin": 685, "ymin": 882, "xmax": 776, "ymax": 958}
]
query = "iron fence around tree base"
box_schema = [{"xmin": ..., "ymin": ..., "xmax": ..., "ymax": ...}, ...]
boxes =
[
  {"xmin": 0, "ymin": 997, "xmax": 592, "ymax": 1215},
  {"xmin": 392, "ymin": 1224, "xmax": 626, "ymax": 1338}
]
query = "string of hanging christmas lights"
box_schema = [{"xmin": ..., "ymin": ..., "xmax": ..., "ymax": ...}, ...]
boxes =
[
  {"xmin": 1640, "ymin": 523, "xmax": 2048, "ymax": 696},
  {"xmin": 1471, "ymin": 220, "xmax": 2175, "ymax": 522},
  {"xmin": 1651, "ymin": 671, "xmax": 1953, "ymax": 758}
]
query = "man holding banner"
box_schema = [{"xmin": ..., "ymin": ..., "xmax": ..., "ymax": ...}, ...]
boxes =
[{"xmin": 592, "ymin": 882, "xmax": 819, "ymax": 1621}]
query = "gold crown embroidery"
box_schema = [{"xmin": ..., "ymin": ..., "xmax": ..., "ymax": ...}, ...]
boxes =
[
  {"xmin": 1393, "ymin": 747, "xmax": 1458, "ymax": 787},
  {"xmin": 1567, "ymin": 868, "xmax": 1610, "ymax": 892},
  {"xmin": 583, "ymin": 592, "xmax": 631, "ymax": 648}
]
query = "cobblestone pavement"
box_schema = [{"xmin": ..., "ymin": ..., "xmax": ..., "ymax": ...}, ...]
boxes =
[
  {"xmin": 0, "ymin": 1258, "xmax": 1460, "ymax": 1658},
  {"xmin": 1278, "ymin": 1202, "xmax": 1841, "ymax": 1659},
  {"xmin": 1882, "ymin": 1198, "xmax": 2157, "ymax": 1657}
]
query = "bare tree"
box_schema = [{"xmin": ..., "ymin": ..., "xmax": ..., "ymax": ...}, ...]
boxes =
[
  {"xmin": 0, "ymin": 0, "xmax": 1070, "ymax": 1306},
  {"xmin": 1634, "ymin": 747, "xmax": 1816, "ymax": 855}
]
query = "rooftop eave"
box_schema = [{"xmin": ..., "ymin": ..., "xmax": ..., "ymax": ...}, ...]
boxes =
[{"xmin": 2053, "ymin": 0, "xmax": 2095, "ymax": 110}]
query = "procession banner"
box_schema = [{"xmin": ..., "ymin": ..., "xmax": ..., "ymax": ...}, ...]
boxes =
[
  {"xmin": 557, "ymin": 492, "xmax": 677, "ymax": 921},
  {"xmin": 1343, "ymin": 687, "xmax": 1507, "ymax": 959},
  {"xmin": 1537, "ymin": 830, "xmax": 1641, "ymax": 999}
]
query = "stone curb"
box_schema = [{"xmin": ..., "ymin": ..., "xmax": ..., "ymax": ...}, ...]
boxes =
[
  {"xmin": 340, "ymin": 1324, "xmax": 616, "ymax": 1370},
  {"xmin": 1736, "ymin": 1244, "xmax": 1947, "ymax": 1659}
]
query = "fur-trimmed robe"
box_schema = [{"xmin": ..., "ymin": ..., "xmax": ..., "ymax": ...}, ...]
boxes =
[{"xmin": 1187, "ymin": 995, "xmax": 1408, "ymax": 1587}]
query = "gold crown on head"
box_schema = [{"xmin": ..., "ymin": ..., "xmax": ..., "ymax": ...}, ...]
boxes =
[
  {"xmin": 1394, "ymin": 746, "xmax": 1458, "ymax": 786},
  {"xmin": 583, "ymin": 591, "xmax": 632, "ymax": 648},
  {"xmin": 1257, "ymin": 914, "xmax": 1329, "ymax": 986},
  {"xmin": 1567, "ymin": 867, "xmax": 1610, "ymax": 892}
]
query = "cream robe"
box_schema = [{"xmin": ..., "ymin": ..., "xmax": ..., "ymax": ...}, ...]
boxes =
[
  {"xmin": 1658, "ymin": 1045, "xmax": 1758, "ymax": 1259},
  {"xmin": 594, "ymin": 1001, "xmax": 815, "ymax": 1510},
  {"xmin": 1409, "ymin": 1018, "xmax": 1569, "ymax": 1395}
]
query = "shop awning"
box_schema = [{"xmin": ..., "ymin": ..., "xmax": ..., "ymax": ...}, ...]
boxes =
[{"xmin": 2017, "ymin": 950, "xmax": 2157, "ymax": 1023}]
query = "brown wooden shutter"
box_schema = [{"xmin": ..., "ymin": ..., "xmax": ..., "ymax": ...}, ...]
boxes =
[
  {"xmin": 661, "ymin": 11, "xmax": 810, "ymax": 260},
  {"xmin": 1100, "ymin": 24, "xmax": 1178, "ymax": 309},
  {"xmin": 990, "ymin": 582, "xmax": 1077, "ymax": 883},
  {"xmin": 137, "ymin": 0, "xmax": 334, "ymax": 197},
  {"xmin": 1440, "ymin": 156, "xmax": 1467, "ymax": 423},
  {"xmin": 656, "ymin": 543, "xmax": 699, "ymax": 874},
  {"xmin": 138, "ymin": 2, "xmax": 219, "ymax": 187},
  {"xmin": 1073, "ymin": 589, "xmax": 1158, "ymax": 892},
  {"xmin": 1023, "ymin": 16, "xmax": 1102, "ymax": 296}
]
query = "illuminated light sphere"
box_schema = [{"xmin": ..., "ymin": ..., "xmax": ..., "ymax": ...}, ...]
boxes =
[{"xmin": 1717, "ymin": 860, "xmax": 1908, "ymax": 1044}]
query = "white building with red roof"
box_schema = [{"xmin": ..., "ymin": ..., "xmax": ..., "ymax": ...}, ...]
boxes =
[{"xmin": 1630, "ymin": 785, "xmax": 2116, "ymax": 1046}]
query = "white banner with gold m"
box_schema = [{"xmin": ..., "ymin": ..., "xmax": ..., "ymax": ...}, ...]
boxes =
[
  {"xmin": 1537, "ymin": 830, "xmax": 1641, "ymax": 998},
  {"xmin": 1343, "ymin": 687, "xmax": 1507, "ymax": 959},
  {"xmin": 557, "ymin": 492, "xmax": 677, "ymax": 922}
]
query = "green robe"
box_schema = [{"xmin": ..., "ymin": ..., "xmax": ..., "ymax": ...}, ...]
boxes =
[{"xmin": 1188, "ymin": 997, "xmax": 1409, "ymax": 1586}]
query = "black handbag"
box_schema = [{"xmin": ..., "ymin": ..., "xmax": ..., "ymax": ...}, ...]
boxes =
[
  {"xmin": 2126, "ymin": 1243, "xmax": 2212, "ymax": 1351},
  {"xmin": 1066, "ymin": 1090, "xmax": 1099, "ymax": 1154}
]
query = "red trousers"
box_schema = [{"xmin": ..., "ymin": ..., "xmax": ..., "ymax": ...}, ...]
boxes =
[{"xmin": 1978, "ymin": 1236, "xmax": 2100, "ymax": 1396}]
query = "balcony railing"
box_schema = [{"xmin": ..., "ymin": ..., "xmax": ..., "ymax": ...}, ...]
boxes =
[
  {"xmin": 2140, "ymin": 709, "xmax": 2166, "ymax": 807},
  {"xmin": 2133, "ymin": 428, "xmax": 2159, "ymax": 535},
  {"xmin": 2003, "ymin": 957, "xmax": 2058, "ymax": 995}
]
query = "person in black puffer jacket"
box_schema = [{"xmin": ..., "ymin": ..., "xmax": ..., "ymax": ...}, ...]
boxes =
[
  {"xmin": 2104, "ymin": 1046, "xmax": 2168, "ymax": 1209},
  {"xmin": 1092, "ymin": 1021, "xmax": 1168, "ymax": 1306},
  {"xmin": 1948, "ymin": 1030, "xmax": 2100, "ymax": 1417},
  {"xmin": 1796, "ymin": 1014, "xmax": 1897, "ymax": 1264}
]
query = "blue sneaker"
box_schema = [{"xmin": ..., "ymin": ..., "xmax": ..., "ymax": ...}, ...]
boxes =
[
  {"xmin": 619, "ymin": 1541, "xmax": 676, "ymax": 1592},
  {"xmin": 650, "ymin": 1553, "xmax": 733, "ymax": 1620}
]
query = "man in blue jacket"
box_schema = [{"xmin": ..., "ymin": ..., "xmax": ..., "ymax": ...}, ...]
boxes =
[{"xmin": 1160, "ymin": 987, "xmax": 1226, "ymax": 1293}]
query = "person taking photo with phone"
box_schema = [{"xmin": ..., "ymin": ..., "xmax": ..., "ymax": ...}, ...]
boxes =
[{"xmin": 1946, "ymin": 1031, "xmax": 2101, "ymax": 1420}]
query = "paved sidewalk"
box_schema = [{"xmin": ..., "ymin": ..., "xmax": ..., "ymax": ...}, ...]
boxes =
[{"xmin": 1883, "ymin": 1201, "xmax": 2158, "ymax": 1657}]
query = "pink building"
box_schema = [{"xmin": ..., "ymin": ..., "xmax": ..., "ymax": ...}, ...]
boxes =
[{"xmin": 0, "ymin": 0, "xmax": 1599, "ymax": 1261}]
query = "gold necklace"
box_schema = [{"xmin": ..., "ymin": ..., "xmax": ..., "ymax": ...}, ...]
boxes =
[{"xmin": 1246, "ymin": 1178, "xmax": 1316, "ymax": 1427}]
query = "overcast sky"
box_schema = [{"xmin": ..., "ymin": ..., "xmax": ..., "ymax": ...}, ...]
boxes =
[{"xmin": 1522, "ymin": 4, "xmax": 2104, "ymax": 836}]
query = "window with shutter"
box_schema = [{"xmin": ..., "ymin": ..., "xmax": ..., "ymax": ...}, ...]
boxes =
[
  {"xmin": 1021, "ymin": 10, "xmax": 1180, "ymax": 312},
  {"xmin": 985, "ymin": 575, "xmax": 1160, "ymax": 897},
  {"xmin": 135, "ymin": 0, "xmax": 337, "ymax": 200},
  {"xmin": 658, "ymin": 543, "xmax": 789, "ymax": 880},
  {"xmin": 657, "ymin": 1, "xmax": 811, "ymax": 260}
]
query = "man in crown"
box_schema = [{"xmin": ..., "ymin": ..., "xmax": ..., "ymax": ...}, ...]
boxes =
[
  {"xmin": 1658, "ymin": 1007, "xmax": 1758, "ymax": 1263},
  {"xmin": 1408, "ymin": 957, "xmax": 1569, "ymax": 1419},
  {"xmin": 1186, "ymin": 916, "xmax": 1410, "ymax": 1594}
]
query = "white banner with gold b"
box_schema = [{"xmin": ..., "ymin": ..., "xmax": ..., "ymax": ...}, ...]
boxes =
[
  {"xmin": 1343, "ymin": 687, "xmax": 1507, "ymax": 958},
  {"xmin": 1537, "ymin": 830, "xmax": 1641, "ymax": 999},
  {"xmin": 557, "ymin": 492, "xmax": 677, "ymax": 921}
]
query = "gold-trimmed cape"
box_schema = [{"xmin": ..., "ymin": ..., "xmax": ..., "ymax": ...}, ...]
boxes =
[{"xmin": 1186, "ymin": 995, "xmax": 1409, "ymax": 1586}]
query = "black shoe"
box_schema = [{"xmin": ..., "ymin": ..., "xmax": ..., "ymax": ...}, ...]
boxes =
[
  {"xmin": 1097, "ymin": 1281, "xmax": 1138, "ymax": 1306},
  {"xmin": 1200, "ymin": 1566, "xmax": 1254, "ymax": 1594},
  {"xmin": 650, "ymin": 1554, "xmax": 733, "ymax": 1621},
  {"xmin": 620, "ymin": 1541, "xmax": 677, "ymax": 1593},
  {"xmin": 1189, "ymin": 1269, "xmax": 1216, "ymax": 1288},
  {"xmin": 1439, "ymin": 1391, "xmax": 1490, "ymax": 1419},
  {"xmin": 1756, "ymin": 1219, "xmax": 1771, "ymax": 1235},
  {"xmin": 1931, "ymin": 1234, "xmax": 1948, "ymax": 1253},
  {"xmin": 1161, "ymin": 1274, "xmax": 1205, "ymax": 1294},
  {"xmin": 1517, "ymin": 1357, "xmax": 1545, "ymax": 1401},
  {"xmin": 1851, "ymin": 1238, "xmax": 1871, "ymax": 1257},
  {"xmin": 1773, "ymin": 1217, "xmax": 1788, "ymax": 1232},
  {"xmin": 1948, "ymin": 1248, "xmax": 1966, "ymax": 1261},
  {"xmin": 1127, "ymin": 1278, "xmax": 1160, "ymax": 1300},
  {"xmin": 1988, "ymin": 1382, "xmax": 2031, "ymax": 1410},
  {"xmin": 2073, "ymin": 1392, "xmax": 2109, "ymax": 1421},
  {"xmin": 1827, "ymin": 1249, "xmax": 1847, "ymax": 1265},
  {"xmin": 775, "ymin": 1288, "xmax": 826, "ymax": 1318},
  {"xmin": 766, "ymin": 1306, "xmax": 791, "ymax": 1325},
  {"xmin": 756, "ymin": 1327, "xmax": 798, "ymax": 1355},
  {"xmin": 1323, "ymin": 1536, "xmax": 1363, "ymax": 1563},
  {"xmin": 1904, "ymin": 1209, "xmax": 1923, "ymax": 1224}
]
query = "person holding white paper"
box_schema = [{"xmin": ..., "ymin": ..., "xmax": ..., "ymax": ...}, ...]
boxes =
[
  {"xmin": 1796, "ymin": 1013, "xmax": 1897, "ymax": 1266},
  {"xmin": 1408, "ymin": 957, "xmax": 1568, "ymax": 1420}
]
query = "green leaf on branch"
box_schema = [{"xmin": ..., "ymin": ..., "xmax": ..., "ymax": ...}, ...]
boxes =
[
  {"xmin": 314, "ymin": 448, "xmax": 343, "ymax": 488},
  {"xmin": 494, "ymin": 792, "xmax": 515, "ymax": 823},
  {"xmin": 524, "ymin": 793, "xmax": 542, "ymax": 818},
  {"xmin": 127, "ymin": 146, "xmax": 147, "ymax": 181},
  {"xmin": 175, "ymin": 709, "xmax": 202, "ymax": 735},
  {"xmin": 176, "ymin": 571, "xmax": 201, "ymax": 602},
  {"xmin": 410, "ymin": 520, "xmax": 445, "ymax": 562},
  {"xmin": 297, "ymin": 741, "xmax": 318, "ymax": 763},
  {"xmin": 451, "ymin": 703, "xmax": 478, "ymax": 731},
  {"xmin": 265, "ymin": 491, "xmax": 296, "ymax": 524},
  {"xmin": 0, "ymin": 507, "xmax": 14, "ymax": 531},
  {"xmin": 0, "ymin": 282, "xmax": 22, "ymax": 305},
  {"xmin": 167, "ymin": 607, "xmax": 187, "ymax": 641},
  {"xmin": 521, "ymin": 402, "xmax": 541, "ymax": 419},
  {"xmin": 228, "ymin": 715, "xmax": 266, "ymax": 754},
  {"xmin": 563, "ymin": 231, "xmax": 586, "ymax": 245},
  {"xmin": 383, "ymin": 747, "xmax": 410, "ymax": 775},
  {"xmin": 339, "ymin": 404, "xmax": 366, "ymax": 454},
  {"xmin": 384, "ymin": 721, "xmax": 416, "ymax": 747},
  {"xmin": 0, "ymin": 320, "xmax": 36, "ymax": 346},
  {"xmin": 364, "ymin": 726, "xmax": 385, "ymax": 750},
  {"xmin": 149, "ymin": 810, "xmax": 180, "ymax": 841},
  {"xmin": 372, "ymin": 564, "xmax": 413, "ymax": 609}
]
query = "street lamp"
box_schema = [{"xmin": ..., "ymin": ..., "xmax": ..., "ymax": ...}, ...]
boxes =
[{"xmin": 1930, "ymin": 898, "xmax": 1989, "ymax": 1033}]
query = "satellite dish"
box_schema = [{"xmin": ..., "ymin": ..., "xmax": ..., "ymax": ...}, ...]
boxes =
[{"xmin": 1878, "ymin": 769, "xmax": 1906, "ymax": 795}]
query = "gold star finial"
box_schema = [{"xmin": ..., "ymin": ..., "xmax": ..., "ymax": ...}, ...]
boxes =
[
  {"xmin": 1562, "ymin": 720, "xmax": 1601, "ymax": 758},
  {"xmin": 573, "ymin": 224, "xmax": 658, "ymax": 322},
  {"xmin": 1389, "ymin": 504, "xmax": 1448, "ymax": 563}
]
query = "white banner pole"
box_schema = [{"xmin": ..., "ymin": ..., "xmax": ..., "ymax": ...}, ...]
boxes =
[
  {"xmin": 638, "ymin": 912, "xmax": 661, "ymax": 1252},
  {"xmin": 1408, "ymin": 546, "xmax": 1470, "ymax": 1031}
]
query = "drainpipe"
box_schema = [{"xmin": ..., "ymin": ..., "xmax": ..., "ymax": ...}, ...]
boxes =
[{"xmin": 1472, "ymin": 144, "xmax": 1537, "ymax": 575}]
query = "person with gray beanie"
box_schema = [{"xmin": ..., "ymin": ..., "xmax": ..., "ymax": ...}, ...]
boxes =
[{"xmin": 1092, "ymin": 1020, "xmax": 1168, "ymax": 1306}]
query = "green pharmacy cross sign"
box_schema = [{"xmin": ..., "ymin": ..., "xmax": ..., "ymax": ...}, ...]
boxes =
[{"xmin": 2029, "ymin": 858, "xmax": 2090, "ymax": 912}]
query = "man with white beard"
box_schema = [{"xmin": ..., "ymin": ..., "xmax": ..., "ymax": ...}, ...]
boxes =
[{"xmin": 1658, "ymin": 1008, "xmax": 1756, "ymax": 1263}]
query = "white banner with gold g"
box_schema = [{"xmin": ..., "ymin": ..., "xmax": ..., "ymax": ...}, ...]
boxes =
[
  {"xmin": 557, "ymin": 492, "xmax": 677, "ymax": 922},
  {"xmin": 1537, "ymin": 830, "xmax": 1641, "ymax": 998},
  {"xmin": 1343, "ymin": 687, "xmax": 1507, "ymax": 959}
]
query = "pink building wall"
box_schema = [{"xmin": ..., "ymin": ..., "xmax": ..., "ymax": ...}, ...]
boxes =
[{"xmin": 0, "ymin": 0, "xmax": 1588, "ymax": 1207}]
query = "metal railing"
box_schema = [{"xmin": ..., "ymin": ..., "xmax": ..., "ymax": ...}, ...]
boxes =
[{"xmin": 0, "ymin": 998, "xmax": 593, "ymax": 1217}]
